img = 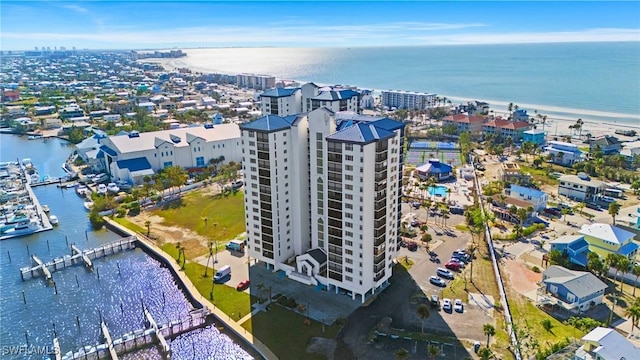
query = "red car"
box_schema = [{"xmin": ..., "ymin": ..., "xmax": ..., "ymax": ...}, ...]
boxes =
[
  {"xmin": 236, "ymin": 280, "xmax": 250, "ymax": 291},
  {"xmin": 445, "ymin": 261, "xmax": 460, "ymax": 271}
]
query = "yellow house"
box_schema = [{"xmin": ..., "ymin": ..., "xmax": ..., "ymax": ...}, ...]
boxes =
[{"xmin": 579, "ymin": 223, "xmax": 638, "ymax": 260}]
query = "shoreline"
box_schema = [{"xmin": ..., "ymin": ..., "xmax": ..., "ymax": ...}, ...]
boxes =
[{"xmin": 140, "ymin": 57, "xmax": 640, "ymax": 137}]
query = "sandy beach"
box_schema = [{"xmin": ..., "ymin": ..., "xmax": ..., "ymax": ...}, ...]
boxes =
[{"xmin": 140, "ymin": 57, "xmax": 640, "ymax": 139}]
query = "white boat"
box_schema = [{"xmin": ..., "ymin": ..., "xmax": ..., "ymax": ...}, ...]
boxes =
[
  {"xmin": 106, "ymin": 183, "xmax": 120, "ymax": 193},
  {"xmin": 28, "ymin": 134, "xmax": 43, "ymax": 140},
  {"xmin": 2, "ymin": 218, "xmax": 40, "ymax": 236},
  {"xmin": 49, "ymin": 215, "xmax": 59, "ymax": 225},
  {"xmin": 42, "ymin": 205, "xmax": 50, "ymax": 213},
  {"xmin": 97, "ymin": 184, "xmax": 107, "ymax": 195},
  {"xmin": 84, "ymin": 201, "xmax": 94, "ymax": 211},
  {"xmin": 76, "ymin": 185, "xmax": 89, "ymax": 197}
]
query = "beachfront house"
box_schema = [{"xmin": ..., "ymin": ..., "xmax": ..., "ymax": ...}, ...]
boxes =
[
  {"xmin": 97, "ymin": 124, "xmax": 242, "ymax": 184},
  {"xmin": 587, "ymin": 135, "xmax": 622, "ymax": 155},
  {"xmin": 504, "ymin": 184, "xmax": 548, "ymax": 212},
  {"xmin": 579, "ymin": 223, "xmax": 638, "ymax": 260},
  {"xmin": 557, "ymin": 173, "xmax": 605, "ymax": 202},
  {"xmin": 538, "ymin": 265, "xmax": 607, "ymax": 314},
  {"xmin": 259, "ymin": 87, "xmax": 302, "ymax": 116},
  {"xmin": 482, "ymin": 118, "xmax": 531, "ymax": 141},
  {"xmin": 545, "ymin": 141, "xmax": 583, "ymax": 166},
  {"xmin": 415, "ymin": 159, "xmax": 453, "ymax": 182},
  {"xmin": 620, "ymin": 140, "xmax": 640, "ymax": 162},
  {"xmin": 442, "ymin": 114, "xmax": 485, "ymax": 135},
  {"xmin": 522, "ymin": 128, "xmax": 545, "ymax": 145}
]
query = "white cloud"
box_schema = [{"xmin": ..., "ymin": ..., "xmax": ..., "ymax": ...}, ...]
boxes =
[
  {"xmin": 61, "ymin": 4, "xmax": 89, "ymax": 14},
  {"xmin": 2, "ymin": 22, "xmax": 639, "ymax": 49}
]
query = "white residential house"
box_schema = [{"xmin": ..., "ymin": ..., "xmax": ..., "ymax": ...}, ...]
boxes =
[
  {"xmin": 505, "ymin": 184, "xmax": 548, "ymax": 212},
  {"xmin": 574, "ymin": 327, "xmax": 640, "ymax": 360},
  {"xmin": 545, "ymin": 141, "xmax": 584, "ymax": 166},
  {"xmin": 558, "ymin": 173, "xmax": 605, "ymax": 202},
  {"xmin": 240, "ymin": 108, "xmax": 404, "ymax": 303}
]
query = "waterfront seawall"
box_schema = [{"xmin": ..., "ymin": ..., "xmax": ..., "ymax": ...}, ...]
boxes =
[{"xmin": 104, "ymin": 218, "xmax": 275, "ymax": 360}]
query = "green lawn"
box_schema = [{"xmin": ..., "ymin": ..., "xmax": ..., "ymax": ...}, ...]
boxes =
[
  {"xmin": 113, "ymin": 217, "xmax": 147, "ymax": 234},
  {"xmin": 242, "ymin": 304, "xmax": 341, "ymax": 360},
  {"xmin": 161, "ymin": 243, "xmax": 256, "ymax": 318},
  {"xmin": 152, "ymin": 190, "xmax": 245, "ymax": 241}
]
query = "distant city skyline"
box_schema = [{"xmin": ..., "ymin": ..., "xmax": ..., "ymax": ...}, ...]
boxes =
[{"xmin": 1, "ymin": 1, "xmax": 639, "ymax": 50}]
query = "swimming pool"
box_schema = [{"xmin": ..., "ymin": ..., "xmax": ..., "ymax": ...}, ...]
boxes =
[{"xmin": 429, "ymin": 185, "xmax": 448, "ymax": 197}]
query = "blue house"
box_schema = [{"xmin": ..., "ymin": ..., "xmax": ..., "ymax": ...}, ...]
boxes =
[
  {"xmin": 538, "ymin": 266, "xmax": 607, "ymax": 313},
  {"xmin": 522, "ymin": 128, "xmax": 545, "ymax": 145},
  {"xmin": 505, "ymin": 184, "xmax": 549, "ymax": 212},
  {"xmin": 549, "ymin": 235, "xmax": 590, "ymax": 267},
  {"xmin": 212, "ymin": 113, "xmax": 224, "ymax": 124}
]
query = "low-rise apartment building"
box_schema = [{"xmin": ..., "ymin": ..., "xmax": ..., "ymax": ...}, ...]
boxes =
[
  {"xmin": 442, "ymin": 114, "xmax": 485, "ymax": 134},
  {"xmin": 381, "ymin": 90, "xmax": 436, "ymax": 110}
]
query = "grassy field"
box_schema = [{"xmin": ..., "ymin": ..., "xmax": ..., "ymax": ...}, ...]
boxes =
[
  {"xmin": 112, "ymin": 217, "xmax": 147, "ymax": 234},
  {"xmin": 151, "ymin": 190, "xmax": 246, "ymax": 241},
  {"xmin": 242, "ymin": 305, "xmax": 341, "ymax": 360},
  {"xmin": 161, "ymin": 243, "xmax": 256, "ymax": 318}
]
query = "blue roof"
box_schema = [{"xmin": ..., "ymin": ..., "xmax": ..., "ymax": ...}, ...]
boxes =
[
  {"xmin": 418, "ymin": 159, "xmax": 453, "ymax": 174},
  {"xmin": 327, "ymin": 123, "xmax": 395, "ymax": 144},
  {"xmin": 99, "ymin": 145, "xmax": 118, "ymax": 157},
  {"xmin": 240, "ymin": 115, "xmax": 299, "ymax": 132},
  {"xmin": 116, "ymin": 157, "xmax": 152, "ymax": 172},
  {"xmin": 371, "ymin": 118, "xmax": 406, "ymax": 132},
  {"xmin": 569, "ymin": 252, "xmax": 588, "ymax": 267},
  {"xmin": 567, "ymin": 238, "xmax": 589, "ymax": 252},
  {"xmin": 260, "ymin": 87, "xmax": 299, "ymax": 97},
  {"xmin": 510, "ymin": 184, "xmax": 546, "ymax": 199},
  {"xmin": 617, "ymin": 241, "xmax": 639, "ymax": 256},
  {"xmin": 312, "ymin": 89, "xmax": 360, "ymax": 101}
]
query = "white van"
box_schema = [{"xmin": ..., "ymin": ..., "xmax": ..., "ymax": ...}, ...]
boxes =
[{"xmin": 213, "ymin": 265, "xmax": 231, "ymax": 282}]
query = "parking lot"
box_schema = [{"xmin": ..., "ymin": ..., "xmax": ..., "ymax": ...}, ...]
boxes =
[{"xmin": 195, "ymin": 247, "xmax": 362, "ymax": 324}]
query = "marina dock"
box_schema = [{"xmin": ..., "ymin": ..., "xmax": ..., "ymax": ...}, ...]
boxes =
[
  {"xmin": 20, "ymin": 236, "xmax": 137, "ymax": 281},
  {"xmin": 58, "ymin": 308, "xmax": 210, "ymax": 360}
]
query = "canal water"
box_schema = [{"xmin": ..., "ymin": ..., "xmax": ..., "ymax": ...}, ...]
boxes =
[{"xmin": 0, "ymin": 134, "xmax": 252, "ymax": 359}]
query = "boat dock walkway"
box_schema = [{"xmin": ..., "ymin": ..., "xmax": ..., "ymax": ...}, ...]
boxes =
[
  {"xmin": 31, "ymin": 255, "xmax": 52, "ymax": 282},
  {"xmin": 57, "ymin": 308, "xmax": 210, "ymax": 360},
  {"xmin": 71, "ymin": 244, "xmax": 94, "ymax": 270},
  {"xmin": 19, "ymin": 236, "xmax": 137, "ymax": 281}
]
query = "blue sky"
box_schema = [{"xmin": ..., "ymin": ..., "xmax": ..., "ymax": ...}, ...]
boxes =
[{"xmin": 1, "ymin": 1, "xmax": 639, "ymax": 50}]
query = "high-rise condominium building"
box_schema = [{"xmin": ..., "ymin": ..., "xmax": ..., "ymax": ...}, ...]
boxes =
[
  {"xmin": 381, "ymin": 90, "xmax": 437, "ymax": 110},
  {"xmin": 240, "ymin": 108, "xmax": 404, "ymax": 302}
]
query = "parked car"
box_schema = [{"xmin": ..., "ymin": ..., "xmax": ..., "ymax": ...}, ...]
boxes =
[
  {"xmin": 436, "ymin": 267, "xmax": 455, "ymax": 279},
  {"xmin": 429, "ymin": 276, "xmax": 446, "ymax": 287},
  {"xmin": 585, "ymin": 203, "xmax": 602, "ymax": 211},
  {"xmin": 236, "ymin": 280, "xmax": 250, "ymax": 291},
  {"xmin": 410, "ymin": 218, "xmax": 420, "ymax": 227},
  {"xmin": 412, "ymin": 202, "xmax": 421, "ymax": 209},
  {"xmin": 442, "ymin": 298, "xmax": 452, "ymax": 311},
  {"xmin": 454, "ymin": 299, "xmax": 464, "ymax": 313},
  {"xmin": 231, "ymin": 180, "xmax": 244, "ymax": 189},
  {"xmin": 430, "ymin": 294, "xmax": 440, "ymax": 307},
  {"xmin": 452, "ymin": 252, "xmax": 471, "ymax": 262},
  {"xmin": 407, "ymin": 241, "xmax": 418, "ymax": 251},
  {"xmin": 445, "ymin": 261, "xmax": 460, "ymax": 271},
  {"xmin": 449, "ymin": 258, "xmax": 466, "ymax": 267},
  {"xmin": 450, "ymin": 206, "xmax": 464, "ymax": 215}
]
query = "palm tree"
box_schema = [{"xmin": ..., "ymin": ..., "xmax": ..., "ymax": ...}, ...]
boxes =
[
  {"xmin": 483, "ymin": 324, "xmax": 495, "ymax": 348},
  {"xmin": 587, "ymin": 252, "xmax": 605, "ymax": 278},
  {"xmin": 632, "ymin": 265, "xmax": 640, "ymax": 297},
  {"xmin": 175, "ymin": 242, "xmax": 183, "ymax": 263},
  {"xmin": 626, "ymin": 303, "xmax": 640, "ymax": 335},
  {"xmin": 424, "ymin": 199, "xmax": 432, "ymax": 224},
  {"xmin": 478, "ymin": 347, "xmax": 492, "ymax": 360},
  {"xmin": 428, "ymin": 344, "xmax": 440, "ymax": 359},
  {"xmin": 608, "ymin": 202, "xmax": 621, "ymax": 225},
  {"xmin": 617, "ymin": 257, "xmax": 631, "ymax": 294},
  {"xmin": 417, "ymin": 304, "xmax": 430, "ymax": 333},
  {"xmin": 468, "ymin": 243, "xmax": 478, "ymax": 284},
  {"xmin": 395, "ymin": 348, "xmax": 410, "ymax": 360},
  {"xmin": 144, "ymin": 220, "xmax": 151, "ymax": 237}
]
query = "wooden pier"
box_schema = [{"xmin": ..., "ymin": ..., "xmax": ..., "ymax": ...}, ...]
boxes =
[
  {"xmin": 19, "ymin": 237, "xmax": 137, "ymax": 281},
  {"xmin": 58, "ymin": 308, "xmax": 210, "ymax": 360}
]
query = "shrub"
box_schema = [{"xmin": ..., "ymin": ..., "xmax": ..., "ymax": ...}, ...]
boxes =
[{"xmin": 532, "ymin": 266, "xmax": 541, "ymax": 273}]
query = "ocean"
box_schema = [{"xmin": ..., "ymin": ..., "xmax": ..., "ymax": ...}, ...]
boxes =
[
  {"xmin": 169, "ymin": 42, "xmax": 640, "ymax": 125},
  {"xmin": 0, "ymin": 135, "xmax": 252, "ymax": 359}
]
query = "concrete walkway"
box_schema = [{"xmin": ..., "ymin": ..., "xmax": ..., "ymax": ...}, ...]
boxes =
[{"xmin": 105, "ymin": 219, "xmax": 278, "ymax": 360}]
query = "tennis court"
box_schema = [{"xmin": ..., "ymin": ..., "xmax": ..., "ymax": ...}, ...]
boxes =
[{"xmin": 406, "ymin": 149, "xmax": 463, "ymax": 167}]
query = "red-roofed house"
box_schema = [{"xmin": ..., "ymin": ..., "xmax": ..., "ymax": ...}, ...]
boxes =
[
  {"xmin": 442, "ymin": 114, "xmax": 486, "ymax": 134},
  {"xmin": 2, "ymin": 90, "xmax": 20, "ymax": 102},
  {"xmin": 483, "ymin": 117, "xmax": 531, "ymax": 141}
]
